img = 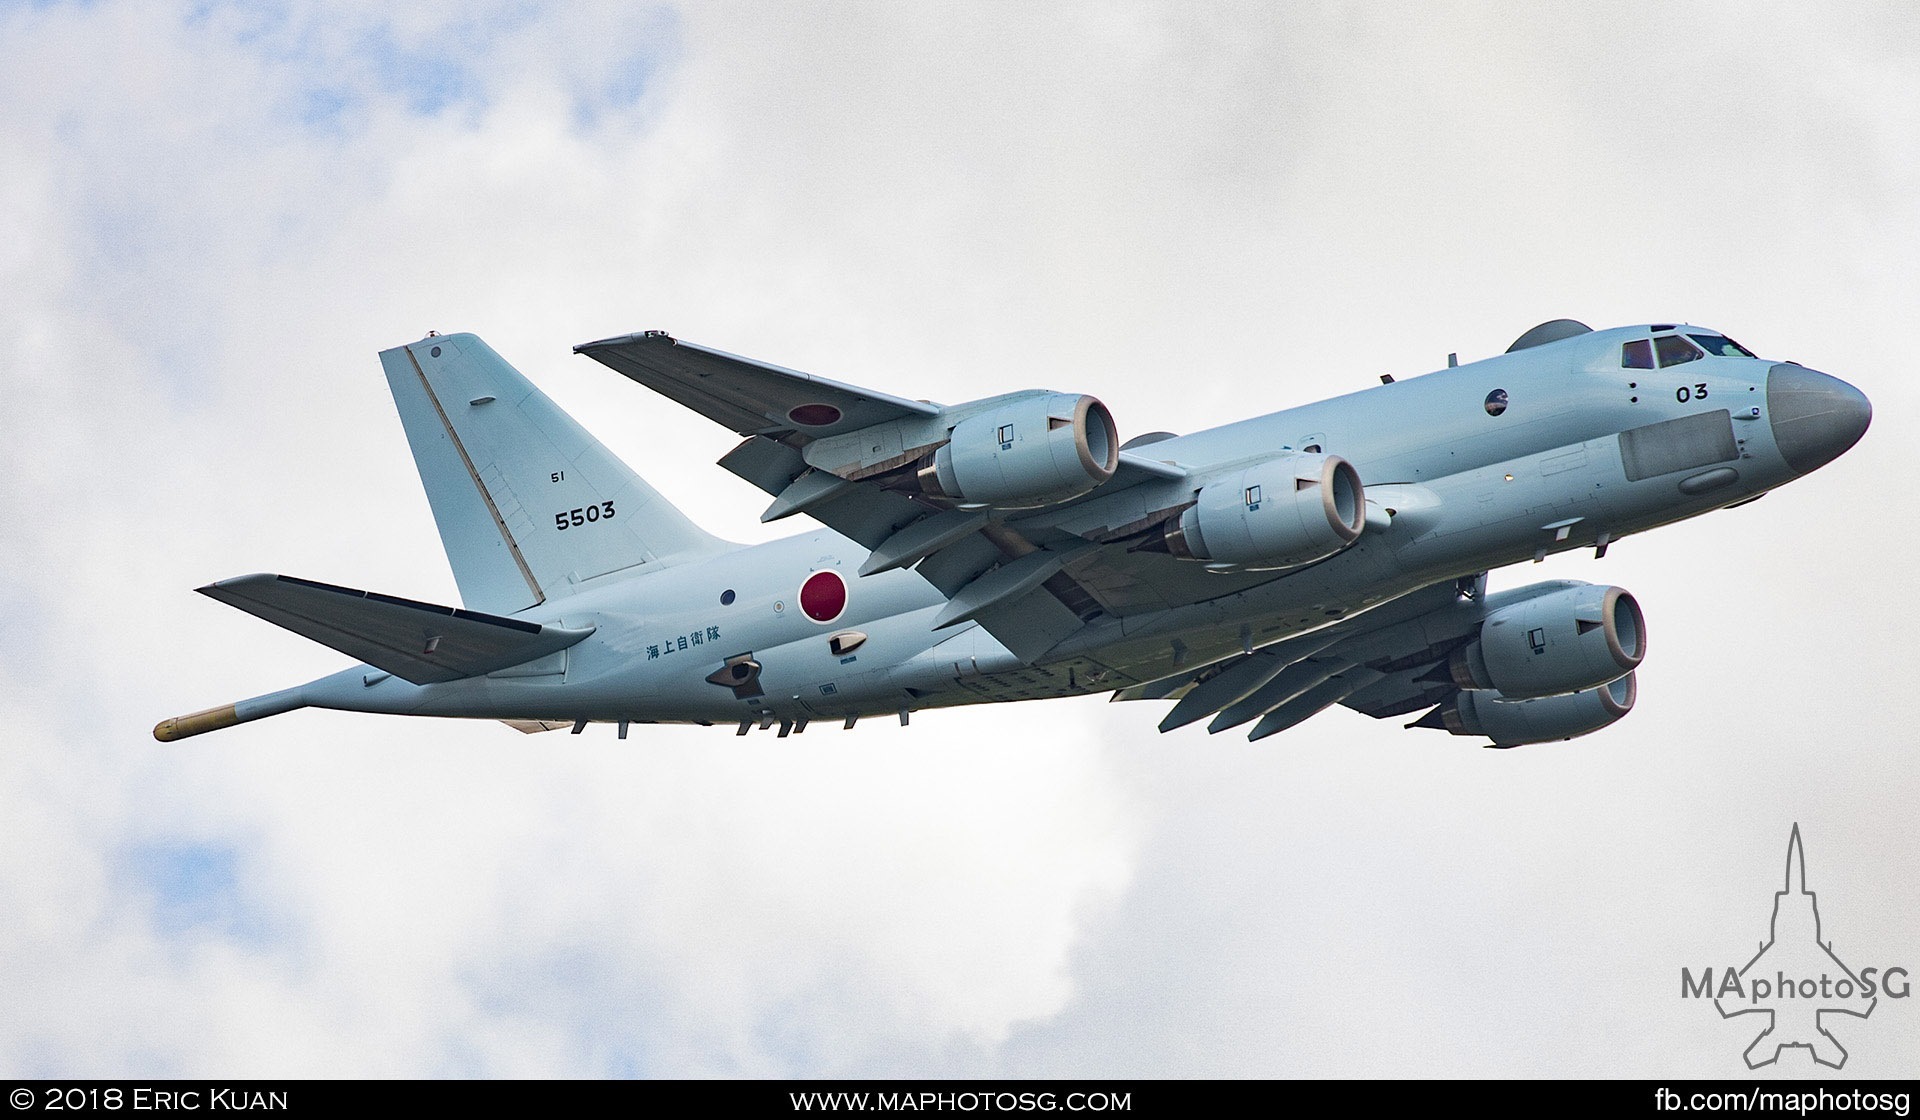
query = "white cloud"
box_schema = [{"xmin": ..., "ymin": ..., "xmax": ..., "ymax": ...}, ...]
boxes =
[{"xmin": 1, "ymin": 0, "xmax": 1914, "ymax": 1078}]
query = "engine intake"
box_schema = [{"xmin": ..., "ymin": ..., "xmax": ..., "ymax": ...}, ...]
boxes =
[
  {"xmin": 919, "ymin": 392, "xmax": 1118, "ymax": 509},
  {"xmin": 1165, "ymin": 453, "xmax": 1364, "ymax": 570},
  {"xmin": 1449, "ymin": 584, "xmax": 1644, "ymax": 699}
]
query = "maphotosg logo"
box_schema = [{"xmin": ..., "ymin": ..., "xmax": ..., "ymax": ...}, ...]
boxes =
[{"xmin": 1681, "ymin": 824, "xmax": 1910, "ymax": 1069}]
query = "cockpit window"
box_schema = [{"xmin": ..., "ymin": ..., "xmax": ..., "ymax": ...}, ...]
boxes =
[
  {"xmin": 1655, "ymin": 335, "xmax": 1703, "ymax": 367},
  {"xmin": 1687, "ymin": 333, "xmax": 1755, "ymax": 359},
  {"xmin": 1622, "ymin": 339, "xmax": 1654, "ymax": 369}
]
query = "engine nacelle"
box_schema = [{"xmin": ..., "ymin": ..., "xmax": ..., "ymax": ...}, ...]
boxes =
[
  {"xmin": 1431, "ymin": 673, "xmax": 1636, "ymax": 747},
  {"xmin": 1166, "ymin": 454, "xmax": 1364, "ymax": 569},
  {"xmin": 1449, "ymin": 584, "xmax": 1644, "ymax": 699},
  {"xmin": 922, "ymin": 392, "xmax": 1118, "ymax": 509}
]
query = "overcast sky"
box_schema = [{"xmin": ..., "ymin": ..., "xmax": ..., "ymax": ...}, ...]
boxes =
[{"xmin": 2, "ymin": 1, "xmax": 1915, "ymax": 1078}]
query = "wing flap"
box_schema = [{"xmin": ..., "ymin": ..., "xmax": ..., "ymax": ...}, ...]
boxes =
[
  {"xmin": 199, "ymin": 574, "xmax": 595, "ymax": 685},
  {"xmin": 500, "ymin": 719, "xmax": 572, "ymax": 734},
  {"xmin": 859, "ymin": 509, "xmax": 992, "ymax": 576},
  {"xmin": 1158, "ymin": 638, "xmax": 1344, "ymax": 733},
  {"xmin": 933, "ymin": 548, "xmax": 1084, "ymax": 630},
  {"xmin": 1246, "ymin": 668, "xmax": 1383, "ymax": 741},
  {"xmin": 967, "ymin": 587, "xmax": 1086, "ymax": 663},
  {"xmin": 718, "ymin": 436, "xmax": 808, "ymax": 497}
]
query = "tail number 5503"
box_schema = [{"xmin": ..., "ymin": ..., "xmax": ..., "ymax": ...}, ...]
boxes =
[{"xmin": 555, "ymin": 501, "xmax": 616, "ymax": 531}]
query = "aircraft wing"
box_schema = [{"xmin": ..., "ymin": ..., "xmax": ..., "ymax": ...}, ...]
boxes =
[
  {"xmin": 578, "ymin": 331, "xmax": 1205, "ymax": 664},
  {"xmin": 1113, "ymin": 579, "xmax": 1464, "ymax": 739},
  {"xmin": 573, "ymin": 331, "xmax": 944, "ymax": 440},
  {"xmin": 198, "ymin": 574, "xmax": 595, "ymax": 685},
  {"xmin": 1115, "ymin": 574, "xmax": 1641, "ymax": 746}
]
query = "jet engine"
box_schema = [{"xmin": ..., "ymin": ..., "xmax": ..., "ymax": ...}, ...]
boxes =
[
  {"xmin": 1163, "ymin": 453, "xmax": 1364, "ymax": 569},
  {"xmin": 1448, "ymin": 584, "xmax": 1644, "ymax": 699},
  {"xmin": 918, "ymin": 392, "xmax": 1119, "ymax": 509},
  {"xmin": 1424, "ymin": 673, "xmax": 1636, "ymax": 747}
]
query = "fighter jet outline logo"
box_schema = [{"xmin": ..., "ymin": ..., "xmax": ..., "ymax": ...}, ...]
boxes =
[{"xmin": 1714, "ymin": 824, "xmax": 1876, "ymax": 1069}]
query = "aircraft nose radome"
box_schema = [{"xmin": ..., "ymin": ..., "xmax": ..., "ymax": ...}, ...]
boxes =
[{"xmin": 1767, "ymin": 363, "xmax": 1872, "ymax": 475}]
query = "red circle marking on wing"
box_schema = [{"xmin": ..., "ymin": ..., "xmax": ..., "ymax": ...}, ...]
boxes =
[{"xmin": 788, "ymin": 403, "xmax": 844, "ymax": 427}]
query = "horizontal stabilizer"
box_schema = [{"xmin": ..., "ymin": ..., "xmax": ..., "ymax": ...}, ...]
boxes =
[{"xmin": 199, "ymin": 574, "xmax": 594, "ymax": 684}]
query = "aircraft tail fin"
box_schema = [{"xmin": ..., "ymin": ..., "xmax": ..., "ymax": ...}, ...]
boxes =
[{"xmin": 379, "ymin": 333, "xmax": 731, "ymax": 614}]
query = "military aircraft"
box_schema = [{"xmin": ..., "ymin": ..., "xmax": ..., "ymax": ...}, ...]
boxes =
[{"xmin": 155, "ymin": 319, "xmax": 1869, "ymax": 747}]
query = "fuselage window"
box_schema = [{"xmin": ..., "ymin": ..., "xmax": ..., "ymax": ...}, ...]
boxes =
[
  {"xmin": 1623, "ymin": 339, "xmax": 1654, "ymax": 369},
  {"xmin": 1655, "ymin": 335, "xmax": 1703, "ymax": 367},
  {"xmin": 1688, "ymin": 333, "xmax": 1755, "ymax": 359}
]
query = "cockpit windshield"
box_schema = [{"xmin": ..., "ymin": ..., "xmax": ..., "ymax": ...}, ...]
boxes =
[
  {"xmin": 1623, "ymin": 331, "xmax": 1759, "ymax": 368},
  {"xmin": 1654, "ymin": 335, "xmax": 1702, "ymax": 367},
  {"xmin": 1687, "ymin": 333, "xmax": 1756, "ymax": 359}
]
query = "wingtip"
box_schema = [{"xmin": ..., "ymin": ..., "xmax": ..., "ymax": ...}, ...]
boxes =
[
  {"xmin": 574, "ymin": 329, "xmax": 675, "ymax": 354},
  {"xmin": 195, "ymin": 573, "xmax": 278, "ymax": 596}
]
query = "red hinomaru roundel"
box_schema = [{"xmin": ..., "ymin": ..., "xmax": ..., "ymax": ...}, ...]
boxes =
[
  {"xmin": 787, "ymin": 403, "xmax": 843, "ymax": 427},
  {"xmin": 799, "ymin": 569, "xmax": 847, "ymax": 623}
]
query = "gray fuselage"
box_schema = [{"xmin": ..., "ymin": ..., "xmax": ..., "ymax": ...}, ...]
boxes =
[{"xmin": 288, "ymin": 323, "xmax": 1867, "ymax": 732}]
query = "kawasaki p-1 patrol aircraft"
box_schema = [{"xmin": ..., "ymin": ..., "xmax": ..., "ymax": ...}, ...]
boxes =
[{"xmin": 156, "ymin": 319, "xmax": 1869, "ymax": 747}]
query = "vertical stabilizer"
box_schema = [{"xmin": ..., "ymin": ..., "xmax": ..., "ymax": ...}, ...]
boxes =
[{"xmin": 380, "ymin": 333, "xmax": 730, "ymax": 614}]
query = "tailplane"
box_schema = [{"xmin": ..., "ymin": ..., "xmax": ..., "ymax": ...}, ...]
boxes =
[
  {"xmin": 197, "ymin": 573, "xmax": 595, "ymax": 684},
  {"xmin": 380, "ymin": 333, "xmax": 730, "ymax": 614}
]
